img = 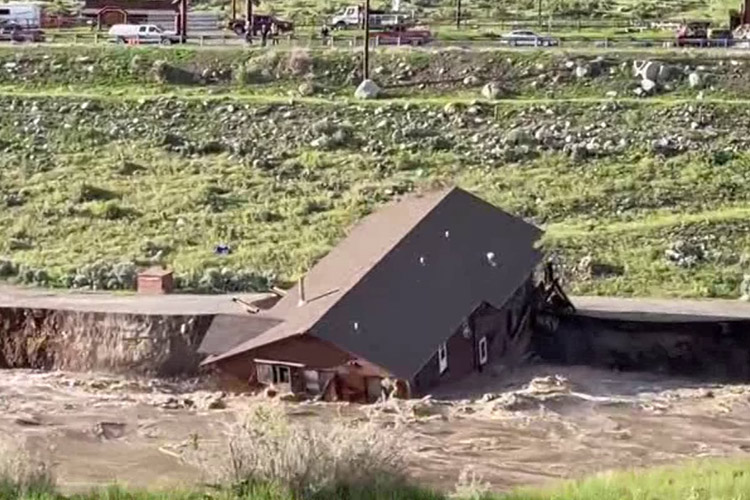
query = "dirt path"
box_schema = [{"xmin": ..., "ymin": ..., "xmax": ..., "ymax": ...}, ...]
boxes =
[{"xmin": 2, "ymin": 365, "xmax": 750, "ymax": 493}]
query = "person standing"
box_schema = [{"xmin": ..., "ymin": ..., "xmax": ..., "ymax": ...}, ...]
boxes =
[
  {"xmin": 271, "ymin": 22, "xmax": 280, "ymax": 45},
  {"xmin": 260, "ymin": 22, "xmax": 269, "ymax": 46}
]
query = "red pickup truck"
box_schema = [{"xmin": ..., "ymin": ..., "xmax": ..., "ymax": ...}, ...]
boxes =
[{"xmin": 371, "ymin": 26, "xmax": 432, "ymax": 46}]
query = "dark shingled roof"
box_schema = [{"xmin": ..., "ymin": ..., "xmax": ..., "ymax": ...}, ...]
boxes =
[
  {"xmin": 205, "ymin": 187, "xmax": 542, "ymax": 379},
  {"xmin": 198, "ymin": 314, "xmax": 283, "ymax": 356}
]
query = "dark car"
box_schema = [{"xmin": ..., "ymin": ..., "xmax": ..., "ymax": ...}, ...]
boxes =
[
  {"xmin": 0, "ymin": 21, "xmax": 45, "ymax": 42},
  {"xmin": 228, "ymin": 15, "xmax": 294, "ymax": 36}
]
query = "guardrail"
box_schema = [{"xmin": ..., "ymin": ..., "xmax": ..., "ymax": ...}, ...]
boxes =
[{"xmin": 13, "ymin": 30, "xmax": 748, "ymax": 50}]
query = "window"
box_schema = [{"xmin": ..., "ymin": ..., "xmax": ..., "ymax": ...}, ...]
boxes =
[
  {"xmin": 438, "ymin": 342, "xmax": 448, "ymax": 374},
  {"xmin": 478, "ymin": 336, "xmax": 488, "ymax": 366},
  {"xmin": 272, "ymin": 365, "xmax": 290, "ymax": 384}
]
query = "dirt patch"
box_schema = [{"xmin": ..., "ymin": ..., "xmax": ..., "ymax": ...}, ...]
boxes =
[{"xmin": 1, "ymin": 365, "xmax": 749, "ymax": 493}]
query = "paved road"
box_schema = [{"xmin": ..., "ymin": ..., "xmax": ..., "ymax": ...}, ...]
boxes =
[
  {"xmin": 1, "ymin": 284, "xmax": 748, "ymax": 320},
  {"xmin": 572, "ymin": 295, "xmax": 750, "ymax": 322},
  {"xmin": 0, "ymin": 285, "xmax": 274, "ymax": 316}
]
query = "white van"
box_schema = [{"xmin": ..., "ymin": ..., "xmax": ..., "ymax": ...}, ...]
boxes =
[
  {"xmin": 0, "ymin": 3, "xmax": 42, "ymax": 28},
  {"xmin": 108, "ymin": 24, "xmax": 180, "ymax": 45}
]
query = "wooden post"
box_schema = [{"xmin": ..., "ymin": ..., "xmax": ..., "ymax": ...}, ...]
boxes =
[
  {"xmin": 363, "ymin": 0, "xmax": 370, "ymax": 81},
  {"xmin": 456, "ymin": 0, "xmax": 461, "ymax": 30},
  {"xmin": 230, "ymin": 0, "xmax": 236, "ymax": 22}
]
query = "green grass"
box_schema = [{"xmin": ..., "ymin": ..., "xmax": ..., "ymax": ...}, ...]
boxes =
[
  {"xmin": 1, "ymin": 85, "xmax": 749, "ymax": 296},
  {"xmin": 3, "ymin": 459, "xmax": 750, "ymax": 499},
  {"xmin": 505, "ymin": 458, "xmax": 750, "ymax": 500}
]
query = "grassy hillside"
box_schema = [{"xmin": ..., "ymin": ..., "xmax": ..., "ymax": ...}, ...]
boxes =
[
  {"xmin": 0, "ymin": 46, "xmax": 748, "ymax": 297},
  {"xmin": 205, "ymin": 0, "xmax": 737, "ymax": 26}
]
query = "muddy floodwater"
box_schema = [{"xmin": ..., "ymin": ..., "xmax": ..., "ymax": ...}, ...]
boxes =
[{"xmin": 1, "ymin": 365, "xmax": 750, "ymax": 493}]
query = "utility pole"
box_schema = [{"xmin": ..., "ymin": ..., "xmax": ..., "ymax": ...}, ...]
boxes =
[
  {"xmin": 537, "ymin": 0, "xmax": 542, "ymax": 27},
  {"xmin": 363, "ymin": 0, "xmax": 370, "ymax": 80},
  {"xmin": 179, "ymin": 0, "xmax": 187, "ymax": 43},
  {"xmin": 455, "ymin": 0, "xmax": 461, "ymax": 29},
  {"xmin": 244, "ymin": 0, "xmax": 253, "ymax": 42}
]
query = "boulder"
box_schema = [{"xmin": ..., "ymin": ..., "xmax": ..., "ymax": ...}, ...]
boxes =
[
  {"xmin": 194, "ymin": 392, "xmax": 227, "ymax": 410},
  {"xmin": 633, "ymin": 60, "xmax": 679, "ymax": 83},
  {"xmin": 443, "ymin": 102, "xmax": 461, "ymax": 115},
  {"xmin": 481, "ymin": 81, "xmax": 504, "ymax": 100},
  {"xmin": 504, "ymin": 127, "xmax": 534, "ymax": 146},
  {"xmin": 463, "ymin": 75, "xmax": 480, "ymax": 86},
  {"xmin": 93, "ymin": 421, "xmax": 126, "ymax": 439},
  {"xmin": 297, "ymin": 81, "xmax": 317, "ymax": 96},
  {"xmin": 688, "ymin": 72, "xmax": 702, "ymax": 89},
  {"xmin": 574, "ymin": 65, "xmax": 589, "ymax": 78},
  {"xmin": 657, "ymin": 64, "xmax": 679, "ymax": 82},
  {"xmin": 354, "ymin": 79, "xmax": 381, "ymax": 99},
  {"xmin": 641, "ymin": 78, "xmax": 657, "ymax": 93}
]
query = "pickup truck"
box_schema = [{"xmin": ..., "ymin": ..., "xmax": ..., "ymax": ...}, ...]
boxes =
[
  {"xmin": 108, "ymin": 24, "xmax": 181, "ymax": 45},
  {"xmin": 228, "ymin": 14, "xmax": 294, "ymax": 36},
  {"xmin": 371, "ymin": 26, "xmax": 431, "ymax": 45},
  {"xmin": 330, "ymin": 5, "xmax": 411, "ymax": 30}
]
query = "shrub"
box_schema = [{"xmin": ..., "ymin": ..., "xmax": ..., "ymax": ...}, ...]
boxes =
[
  {"xmin": 77, "ymin": 183, "xmax": 118, "ymax": 202},
  {"xmin": 90, "ymin": 201, "xmax": 135, "ymax": 220},
  {"xmin": 0, "ymin": 439, "xmax": 55, "ymax": 498},
  {"xmin": 193, "ymin": 404, "xmax": 408, "ymax": 498},
  {"xmin": 286, "ymin": 49, "xmax": 313, "ymax": 77},
  {"xmin": 453, "ymin": 467, "xmax": 492, "ymax": 500},
  {"xmin": 234, "ymin": 57, "xmax": 274, "ymax": 85},
  {"xmin": 190, "ymin": 267, "xmax": 274, "ymax": 293},
  {"xmin": 0, "ymin": 258, "xmax": 17, "ymax": 278},
  {"xmin": 68, "ymin": 260, "xmax": 137, "ymax": 290}
]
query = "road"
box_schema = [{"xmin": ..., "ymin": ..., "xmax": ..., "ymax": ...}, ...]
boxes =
[
  {"xmin": 0, "ymin": 285, "xmax": 274, "ymax": 316},
  {"xmin": 573, "ymin": 295, "xmax": 750, "ymax": 322}
]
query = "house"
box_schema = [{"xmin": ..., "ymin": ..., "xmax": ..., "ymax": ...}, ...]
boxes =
[
  {"xmin": 201, "ymin": 187, "xmax": 543, "ymax": 401},
  {"xmin": 82, "ymin": 0, "xmax": 177, "ymax": 27}
]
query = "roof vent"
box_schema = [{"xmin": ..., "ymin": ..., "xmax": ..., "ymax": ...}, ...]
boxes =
[
  {"xmin": 444, "ymin": 230, "xmax": 450, "ymax": 238},
  {"xmin": 486, "ymin": 252, "xmax": 498, "ymax": 267},
  {"xmin": 353, "ymin": 321, "xmax": 359, "ymax": 332},
  {"xmin": 419, "ymin": 256, "xmax": 426, "ymax": 266},
  {"xmin": 297, "ymin": 276, "xmax": 307, "ymax": 306}
]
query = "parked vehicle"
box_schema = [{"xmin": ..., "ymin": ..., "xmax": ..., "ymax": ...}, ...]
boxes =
[
  {"xmin": 108, "ymin": 24, "xmax": 180, "ymax": 45},
  {"xmin": 330, "ymin": 5, "xmax": 411, "ymax": 30},
  {"xmin": 501, "ymin": 30, "xmax": 559, "ymax": 47},
  {"xmin": 228, "ymin": 14, "xmax": 293, "ymax": 36},
  {"xmin": 0, "ymin": 2, "xmax": 42, "ymax": 28},
  {"xmin": 0, "ymin": 20, "xmax": 44, "ymax": 41},
  {"xmin": 676, "ymin": 21, "xmax": 734, "ymax": 47},
  {"xmin": 371, "ymin": 26, "xmax": 431, "ymax": 45}
]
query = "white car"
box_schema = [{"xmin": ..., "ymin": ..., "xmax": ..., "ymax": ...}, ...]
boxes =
[
  {"xmin": 108, "ymin": 24, "xmax": 180, "ymax": 45},
  {"xmin": 502, "ymin": 30, "xmax": 559, "ymax": 47}
]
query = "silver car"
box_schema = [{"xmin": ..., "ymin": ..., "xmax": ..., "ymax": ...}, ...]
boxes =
[{"xmin": 502, "ymin": 30, "xmax": 559, "ymax": 47}]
